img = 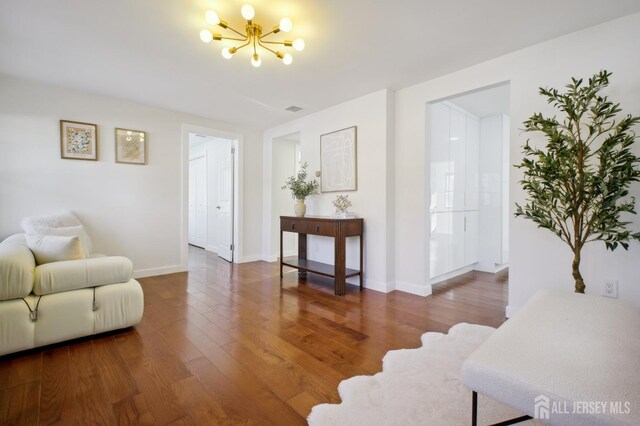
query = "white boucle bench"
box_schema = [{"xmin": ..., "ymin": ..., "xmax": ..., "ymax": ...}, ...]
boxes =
[{"xmin": 462, "ymin": 290, "xmax": 640, "ymax": 426}]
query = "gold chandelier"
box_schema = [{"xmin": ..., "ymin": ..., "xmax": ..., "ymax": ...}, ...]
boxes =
[{"xmin": 199, "ymin": 4, "xmax": 305, "ymax": 67}]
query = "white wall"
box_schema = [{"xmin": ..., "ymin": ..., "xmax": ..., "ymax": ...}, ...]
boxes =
[
  {"xmin": 0, "ymin": 75, "xmax": 263, "ymax": 276},
  {"xmin": 271, "ymin": 137, "xmax": 298, "ymax": 257},
  {"xmin": 394, "ymin": 13, "xmax": 640, "ymax": 310},
  {"xmin": 262, "ymin": 89, "xmax": 398, "ymax": 293}
]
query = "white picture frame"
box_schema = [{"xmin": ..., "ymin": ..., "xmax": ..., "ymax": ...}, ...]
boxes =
[{"xmin": 320, "ymin": 126, "xmax": 357, "ymax": 192}]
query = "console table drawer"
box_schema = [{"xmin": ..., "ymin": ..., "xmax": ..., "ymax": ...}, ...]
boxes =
[{"xmin": 281, "ymin": 219, "xmax": 336, "ymax": 236}]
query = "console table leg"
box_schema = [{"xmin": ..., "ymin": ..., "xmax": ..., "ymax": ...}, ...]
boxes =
[
  {"xmin": 335, "ymin": 223, "xmax": 346, "ymax": 295},
  {"xmin": 279, "ymin": 230, "xmax": 283, "ymax": 279},
  {"xmin": 298, "ymin": 233, "xmax": 308, "ymax": 280},
  {"xmin": 359, "ymin": 232, "xmax": 364, "ymax": 290}
]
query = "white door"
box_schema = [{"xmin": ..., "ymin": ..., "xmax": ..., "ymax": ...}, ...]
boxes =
[
  {"xmin": 189, "ymin": 156, "xmax": 208, "ymax": 248},
  {"xmin": 216, "ymin": 141, "xmax": 234, "ymax": 262}
]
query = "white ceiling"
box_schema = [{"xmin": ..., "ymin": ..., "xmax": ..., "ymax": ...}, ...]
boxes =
[
  {"xmin": 449, "ymin": 84, "xmax": 510, "ymax": 118},
  {"xmin": 1, "ymin": 1, "xmax": 639, "ymax": 129}
]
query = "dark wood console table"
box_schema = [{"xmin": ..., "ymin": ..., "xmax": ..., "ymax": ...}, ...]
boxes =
[{"xmin": 280, "ymin": 216, "xmax": 363, "ymax": 295}]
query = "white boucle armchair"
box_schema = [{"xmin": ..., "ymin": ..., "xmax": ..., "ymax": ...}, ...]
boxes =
[{"xmin": 0, "ymin": 213, "xmax": 143, "ymax": 356}]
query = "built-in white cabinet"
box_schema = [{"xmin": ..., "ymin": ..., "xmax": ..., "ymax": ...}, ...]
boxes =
[
  {"xmin": 430, "ymin": 103, "xmax": 451, "ymax": 213},
  {"xmin": 450, "ymin": 109, "xmax": 467, "ymax": 211},
  {"xmin": 477, "ymin": 114, "xmax": 510, "ymax": 272},
  {"xmin": 429, "ymin": 102, "xmax": 480, "ymax": 280},
  {"xmin": 429, "ymin": 210, "xmax": 479, "ymax": 279},
  {"xmin": 464, "ymin": 211, "xmax": 479, "ymax": 265},
  {"xmin": 465, "ymin": 117, "xmax": 480, "ymax": 211}
]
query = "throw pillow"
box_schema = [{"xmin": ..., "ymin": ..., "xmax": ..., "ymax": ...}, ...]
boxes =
[
  {"xmin": 26, "ymin": 234, "xmax": 86, "ymax": 265},
  {"xmin": 31, "ymin": 225, "xmax": 93, "ymax": 257}
]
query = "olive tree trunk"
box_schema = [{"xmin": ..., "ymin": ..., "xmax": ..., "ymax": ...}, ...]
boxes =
[{"xmin": 572, "ymin": 245, "xmax": 585, "ymax": 294}]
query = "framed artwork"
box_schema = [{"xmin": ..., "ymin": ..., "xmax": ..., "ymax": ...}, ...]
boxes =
[
  {"xmin": 60, "ymin": 120, "xmax": 98, "ymax": 160},
  {"xmin": 320, "ymin": 126, "xmax": 357, "ymax": 192},
  {"xmin": 115, "ymin": 128, "xmax": 147, "ymax": 165}
]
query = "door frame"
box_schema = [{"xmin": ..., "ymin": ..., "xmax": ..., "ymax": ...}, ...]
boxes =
[
  {"xmin": 181, "ymin": 124, "xmax": 243, "ymax": 268},
  {"xmin": 425, "ymin": 80, "xmax": 510, "ymax": 283},
  {"xmin": 263, "ymin": 130, "xmax": 302, "ymax": 262}
]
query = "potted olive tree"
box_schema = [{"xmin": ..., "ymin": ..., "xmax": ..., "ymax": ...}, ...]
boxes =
[
  {"xmin": 516, "ymin": 71, "xmax": 640, "ymax": 293},
  {"xmin": 282, "ymin": 162, "xmax": 319, "ymax": 217}
]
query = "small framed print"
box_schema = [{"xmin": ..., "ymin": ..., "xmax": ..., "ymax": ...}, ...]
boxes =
[
  {"xmin": 115, "ymin": 128, "xmax": 147, "ymax": 165},
  {"xmin": 60, "ymin": 120, "xmax": 98, "ymax": 161}
]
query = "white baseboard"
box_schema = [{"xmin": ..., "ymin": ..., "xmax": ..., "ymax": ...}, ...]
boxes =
[
  {"xmin": 473, "ymin": 262, "xmax": 495, "ymax": 273},
  {"xmin": 395, "ymin": 280, "xmax": 432, "ymax": 296},
  {"xmin": 430, "ymin": 265, "xmax": 474, "ymax": 285},
  {"xmin": 237, "ymin": 254, "xmax": 263, "ymax": 263},
  {"xmin": 495, "ymin": 262, "xmax": 509, "ymax": 273},
  {"xmin": 263, "ymin": 250, "xmax": 298, "ymax": 263},
  {"xmin": 474, "ymin": 262, "xmax": 509, "ymax": 273},
  {"xmin": 263, "ymin": 254, "xmax": 278, "ymax": 263},
  {"xmin": 359, "ymin": 278, "xmax": 393, "ymax": 293},
  {"xmin": 133, "ymin": 264, "xmax": 186, "ymax": 279},
  {"xmin": 505, "ymin": 304, "xmax": 520, "ymax": 318}
]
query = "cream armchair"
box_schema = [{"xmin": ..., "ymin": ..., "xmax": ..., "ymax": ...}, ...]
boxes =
[{"xmin": 0, "ymin": 215, "xmax": 143, "ymax": 356}]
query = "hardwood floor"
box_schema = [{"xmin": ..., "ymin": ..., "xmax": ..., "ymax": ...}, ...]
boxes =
[{"xmin": 0, "ymin": 247, "xmax": 508, "ymax": 425}]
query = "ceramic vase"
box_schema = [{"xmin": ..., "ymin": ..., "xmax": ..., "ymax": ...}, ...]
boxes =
[{"xmin": 294, "ymin": 199, "xmax": 306, "ymax": 217}]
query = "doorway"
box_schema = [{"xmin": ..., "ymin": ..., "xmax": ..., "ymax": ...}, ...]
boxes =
[
  {"xmin": 270, "ymin": 132, "xmax": 301, "ymax": 260},
  {"xmin": 188, "ymin": 132, "xmax": 236, "ymax": 263},
  {"xmin": 427, "ymin": 83, "xmax": 510, "ymax": 284}
]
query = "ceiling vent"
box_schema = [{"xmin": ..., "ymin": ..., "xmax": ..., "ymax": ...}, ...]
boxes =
[{"xmin": 285, "ymin": 105, "xmax": 303, "ymax": 112}]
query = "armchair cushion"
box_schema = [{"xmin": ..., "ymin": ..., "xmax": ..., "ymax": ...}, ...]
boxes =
[
  {"xmin": 30, "ymin": 225, "xmax": 93, "ymax": 257},
  {"xmin": 0, "ymin": 235, "xmax": 35, "ymax": 301},
  {"xmin": 26, "ymin": 234, "xmax": 86, "ymax": 265},
  {"xmin": 33, "ymin": 256, "xmax": 133, "ymax": 295}
]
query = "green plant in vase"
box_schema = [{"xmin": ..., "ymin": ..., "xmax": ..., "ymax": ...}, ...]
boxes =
[
  {"xmin": 282, "ymin": 162, "xmax": 319, "ymax": 217},
  {"xmin": 516, "ymin": 70, "xmax": 640, "ymax": 293}
]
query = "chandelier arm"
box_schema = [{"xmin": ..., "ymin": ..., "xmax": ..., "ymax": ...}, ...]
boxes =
[
  {"xmin": 260, "ymin": 40, "xmax": 289, "ymax": 46},
  {"xmin": 217, "ymin": 36, "xmax": 248, "ymax": 42},
  {"xmin": 257, "ymin": 39, "xmax": 278, "ymax": 56},
  {"xmin": 223, "ymin": 25, "xmax": 248, "ymax": 39},
  {"xmin": 234, "ymin": 39, "xmax": 252, "ymax": 51},
  {"xmin": 259, "ymin": 29, "xmax": 278, "ymax": 39}
]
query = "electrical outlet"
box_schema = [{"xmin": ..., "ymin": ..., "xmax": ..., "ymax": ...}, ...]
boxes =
[{"xmin": 603, "ymin": 280, "xmax": 618, "ymax": 298}]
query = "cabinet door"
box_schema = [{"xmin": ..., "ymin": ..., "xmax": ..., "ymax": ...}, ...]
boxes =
[
  {"xmin": 429, "ymin": 103, "xmax": 450, "ymax": 212},
  {"xmin": 501, "ymin": 115, "xmax": 510, "ymax": 264},
  {"xmin": 464, "ymin": 211, "xmax": 479, "ymax": 265},
  {"xmin": 449, "ymin": 109, "xmax": 466, "ymax": 211},
  {"xmin": 429, "ymin": 212, "xmax": 451, "ymax": 278},
  {"xmin": 465, "ymin": 116, "xmax": 480, "ymax": 211},
  {"xmin": 450, "ymin": 211, "xmax": 466, "ymax": 271}
]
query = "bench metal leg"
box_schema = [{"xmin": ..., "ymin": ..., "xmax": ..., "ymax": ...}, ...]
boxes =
[
  {"xmin": 472, "ymin": 391, "xmax": 478, "ymax": 426},
  {"xmin": 472, "ymin": 390, "xmax": 533, "ymax": 426}
]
